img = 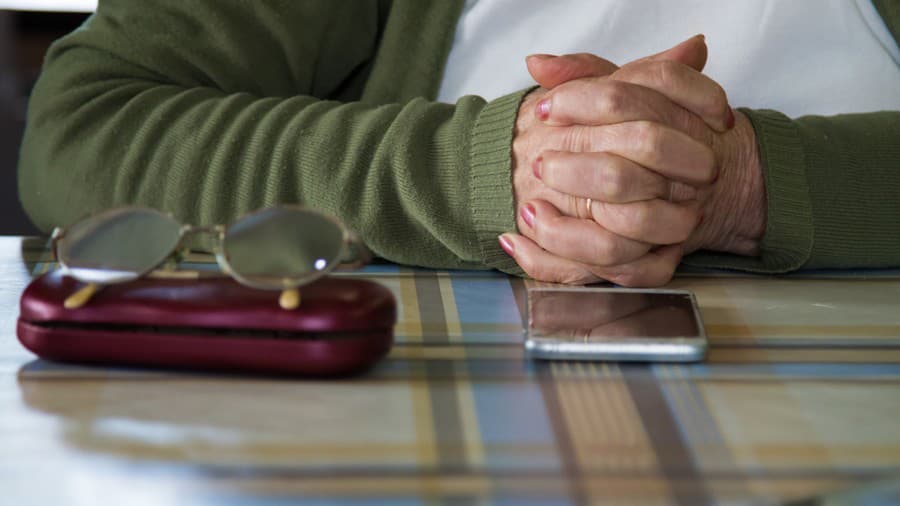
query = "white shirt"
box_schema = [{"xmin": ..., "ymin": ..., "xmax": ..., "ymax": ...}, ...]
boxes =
[{"xmin": 437, "ymin": 0, "xmax": 900, "ymax": 117}]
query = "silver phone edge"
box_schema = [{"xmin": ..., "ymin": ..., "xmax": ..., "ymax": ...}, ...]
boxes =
[
  {"xmin": 524, "ymin": 288, "xmax": 708, "ymax": 363},
  {"xmin": 524, "ymin": 337, "xmax": 708, "ymax": 362}
]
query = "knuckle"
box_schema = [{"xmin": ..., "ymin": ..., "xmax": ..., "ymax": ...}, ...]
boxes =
[
  {"xmin": 512, "ymin": 132, "xmax": 544, "ymax": 165},
  {"xmin": 636, "ymin": 270, "xmax": 671, "ymax": 288},
  {"xmin": 527, "ymin": 266, "xmax": 553, "ymax": 283},
  {"xmin": 674, "ymin": 209, "xmax": 701, "ymax": 242},
  {"xmin": 596, "ymin": 81, "xmax": 629, "ymax": 118},
  {"xmin": 562, "ymin": 125, "xmax": 591, "ymax": 152},
  {"xmin": 630, "ymin": 121, "xmax": 661, "ymax": 161},
  {"xmin": 612, "ymin": 265, "xmax": 670, "ymax": 288},
  {"xmin": 672, "ymin": 225, "xmax": 692, "ymax": 244},
  {"xmin": 518, "ymin": 256, "xmax": 544, "ymax": 281},
  {"xmin": 600, "ymin": 160, "xmax": 629, "ymax": 200},
  {"xmin": 654, "ymin": 270, "xmax": 676, "ymax": 286},
  {"xmin": 571, "ymin": 52, "xmax": 595, "ymax": 63},
  {"xmin": 610, "ymin": 269, "xmax": 643, "ymax": 287},
  {"xmin": 660, "ymin": 179, "xmax": 675, "ymax": 201},
  {"xmin": 697, "ymin": 145, "xmax": 717, "ymax": 184},
  {"xmin": 650, "ymin": 260, "xmax": 679, "ymax": 286},
  {"xmin": 560, "ymin": 268, "xmax": 593, "ymax": 285},
  {"xmin": 528, "ymin": 258, "xmax": 590, "ymax": 285},
  {"xmin": 674, "ymin": 106, "xmax": 708, "ymax": 140},
  {"xmin": 624, "ymin": 202, "xmax": 651, "ymax": 231},
  {"xmin": 651, "ymin": 59, "xmax": 681, "ymax": 89},
  {"xmin": 511, "ymin": 134, "xmax": 529, "ymax": 156},
  {"xmin": 685, "ymin": 206, "xmax": 703, "ymax": 227},
  {"xmin": 588, "ymin": 236, "xmax": 618, "ymax": 266},
  {"xmin": 669, "ymin": 181, "xmax": 697, "ymax": 201},
  {"xmin": 705, "ymin": 82, "xmax": 730, "ymax": 119}
]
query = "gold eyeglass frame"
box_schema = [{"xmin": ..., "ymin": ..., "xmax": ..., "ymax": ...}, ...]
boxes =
[{"xmin": 50, "ymin": 206, "xmax": 369, "ymax": 310}]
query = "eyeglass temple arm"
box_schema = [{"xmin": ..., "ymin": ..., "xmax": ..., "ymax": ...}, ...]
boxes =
[
  {"xmin": 339, "ymin": 232, "xmax": 371, "ymax": 269},
  {"xmin": 49, "ymin": 227, "xmax": 64, "ymax": 262}
]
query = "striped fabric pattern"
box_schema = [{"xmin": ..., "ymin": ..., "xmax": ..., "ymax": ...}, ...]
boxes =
[{"xmin": 14, "ymin": 242, "xmax": 900, "ymax": 505}]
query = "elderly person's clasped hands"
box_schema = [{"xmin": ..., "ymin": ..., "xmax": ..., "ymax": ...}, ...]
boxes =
[{"xmin": 501, "ymin": 35, "xmax": 767, "ymax": 286}]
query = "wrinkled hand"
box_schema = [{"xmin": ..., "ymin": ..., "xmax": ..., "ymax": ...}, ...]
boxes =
[{"xmin": 502, "ymin": 36, "xmax": 765, "ymax": 286}]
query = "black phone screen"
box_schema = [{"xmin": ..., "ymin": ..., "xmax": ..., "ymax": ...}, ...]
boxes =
[{"xmin": 528, "ymin": 289, "xmax": 701, "ymax": 341}]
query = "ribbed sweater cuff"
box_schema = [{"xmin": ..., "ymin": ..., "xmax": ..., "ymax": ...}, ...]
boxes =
[
  {"xmin": 684, "ymin": 108, "xmax": 813, "ymax": 273},
  {"xmin": 468, "ymin": 89, "xmax": 531, "ymax": 275}
]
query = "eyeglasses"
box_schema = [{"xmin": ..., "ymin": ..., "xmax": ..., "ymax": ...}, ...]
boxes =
[{"xmin": 51, "ymin": 206, "xmax": 369, "ymax": 310}]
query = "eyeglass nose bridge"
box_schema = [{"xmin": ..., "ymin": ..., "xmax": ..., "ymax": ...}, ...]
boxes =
[
  {"xmin": 179, "ymin": 223, "xmax": 304, "ymax": 311},
  {"xmin": 180, "ymin": 224, "xmax": 226, "ymax": 236},
  {"xmin": 177, "ymin": 224, "xmax": 227, "ymax": 251}
]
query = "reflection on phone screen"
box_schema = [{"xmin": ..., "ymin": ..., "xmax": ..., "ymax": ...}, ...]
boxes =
[{"xmin": 528, "ymin": 290, "xmax": 700, "ymax": 341}]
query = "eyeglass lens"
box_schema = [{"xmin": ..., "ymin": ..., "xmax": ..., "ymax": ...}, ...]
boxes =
[
  {"xmin": 57, "ymin": 208, "xmax": 183, "ymax": 284},
  {"xmin": 222, "ymin": 207, "xmax": 345, "ymax": 287}
]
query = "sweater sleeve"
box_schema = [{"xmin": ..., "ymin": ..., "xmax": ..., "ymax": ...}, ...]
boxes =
[{"xmin": 18, "ymin": 0, "xmax": 524, "ymax": 271}]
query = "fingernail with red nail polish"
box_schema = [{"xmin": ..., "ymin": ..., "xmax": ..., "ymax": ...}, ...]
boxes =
[
  {"xmin": 726, "ymin": 107, "xmax": 736, "ymax": 129},
  {"xmin": 498, "ymin": 235, "xmax": 515, "ymax": 256},
  {"xmin": 521, "ymin": 203, "xmax": 536, "ymax": 228},
  {"xmin": 533, "ymin": 156, "xmax": 543, "ymax": 180},
  {"xmin": 536, "ymin": 99, "xmax": 551, "ymax": 120}
]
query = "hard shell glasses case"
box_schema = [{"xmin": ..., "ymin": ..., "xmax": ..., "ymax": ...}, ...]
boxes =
[{"xmin": 18, "ymin": 271, "xmax": 396, "ymax": 376}]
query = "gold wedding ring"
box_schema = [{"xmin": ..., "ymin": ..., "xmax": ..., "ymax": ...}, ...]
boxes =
[{"xmin": 585, "ymin": 198, "xmax": 594, "ymax": 220}]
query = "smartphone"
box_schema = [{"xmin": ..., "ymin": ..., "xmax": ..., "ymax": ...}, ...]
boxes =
[{"xmin": 525, "ymin": 287, "xmax": 707, "ymax": 362}]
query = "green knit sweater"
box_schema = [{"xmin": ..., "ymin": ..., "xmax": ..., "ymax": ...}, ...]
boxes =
[{"xmin": 18, "ymin": 0, "xmax": 900, "ymax": 274}]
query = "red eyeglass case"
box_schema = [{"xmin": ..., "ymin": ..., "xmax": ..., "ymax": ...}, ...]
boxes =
[{"xmin": 17, "ymin": 271, "xmax": 397, "ymax": 376}]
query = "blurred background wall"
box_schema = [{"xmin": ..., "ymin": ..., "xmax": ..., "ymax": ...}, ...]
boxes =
[{"xmin": 0, "ymin": 5, "xmax": 91, "ymax": 235}]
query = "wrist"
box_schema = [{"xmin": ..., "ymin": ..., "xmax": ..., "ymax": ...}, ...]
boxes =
[
  {"xmin": 698, "ymin": 109, "xmax": 767, "ymax": 255},
  {"xmin": 469, "ymin": 88, "xmax": 538, "ymax": 271}
]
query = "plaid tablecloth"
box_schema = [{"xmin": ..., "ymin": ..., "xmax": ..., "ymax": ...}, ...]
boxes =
[{"xmin": 3, "ymin": 238, "xmax": 899, "ymax": 505}]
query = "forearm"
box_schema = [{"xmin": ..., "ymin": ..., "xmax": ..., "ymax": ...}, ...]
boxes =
[
  {"xmin": 794, "ymin": 110, "xmax": 900, "ymax": 269},
  {"xmin": 17, "ymin": 0, "xmax": 523, "ymax": 271}
]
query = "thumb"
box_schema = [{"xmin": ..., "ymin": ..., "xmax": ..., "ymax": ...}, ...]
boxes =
[
  {"xmin": 638, "ymin": 34, "xmax": 708, "ymax": 72},
  {"xmin": 526, "ymin": 52, "xmax": 619, "ymax": 89},
  {"xmin": 526, "ymin": 34, "xmax": 709, "ymax": 90}
]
